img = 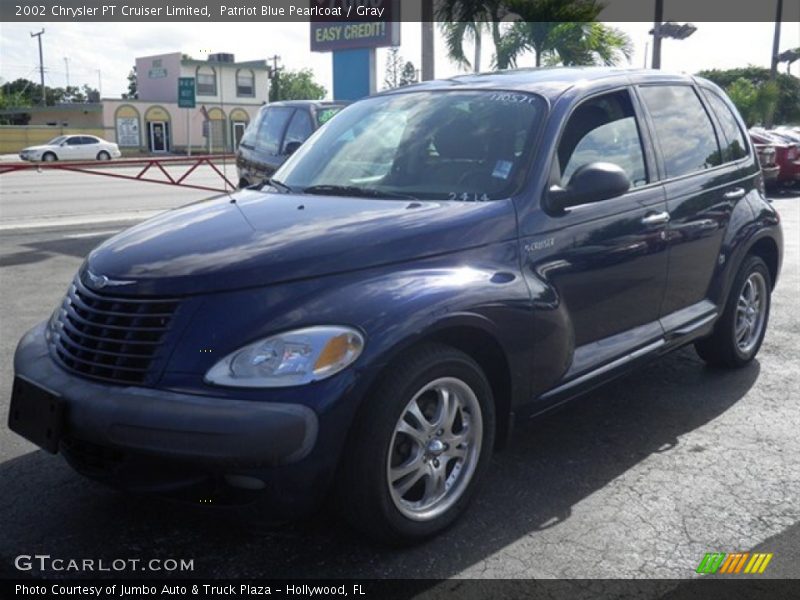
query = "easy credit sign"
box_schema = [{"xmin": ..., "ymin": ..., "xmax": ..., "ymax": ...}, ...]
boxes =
[
  {"xmin": 310, "ymin": 0, "xmax": 400, "ymax": 52},
  {"xmin": 178, "ymin": 77, "xmax": 196, "ymax": 108}
]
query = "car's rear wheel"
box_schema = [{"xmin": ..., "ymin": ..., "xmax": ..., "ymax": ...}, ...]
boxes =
[
  {"xmin": 97, "ymin": 151, "xmax": 111, "ymax": 161},
  {"xmin": 337, "ymin": 343, "xmax": 495, "ymax": 543},
  {"xmin": 42, "ymin": 152, "xmax": 57, "ymax": 162},
  {"xmin": 695, "ymin": 255, "xmax": 772, "ymax": 368}
]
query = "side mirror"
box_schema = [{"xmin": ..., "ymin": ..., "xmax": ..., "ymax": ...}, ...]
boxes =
[
  {"xmin": 548, "ymin": 162, "xmax": 631, "ymax": 212},
  {"xmin": 284, "ymin": 141, "xmax": 302, "ymax": 156}
]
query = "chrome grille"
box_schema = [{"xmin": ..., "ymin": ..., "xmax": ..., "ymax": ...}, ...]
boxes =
[{"xmin": 51, "ymin": 277, "xmax": 179, "ymax": 385}]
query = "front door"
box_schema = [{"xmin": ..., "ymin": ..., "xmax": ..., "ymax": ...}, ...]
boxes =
[
  {"xmin": 523, "ymin": 88, "xmax": 670, "ymax": 394},
  {"xmin": 149, "ymin": 121, "xmax": 167, "ymax": 153},
  {"xmin": 232, "ymin": 122, "xmax": 246, "ymax": 150}
]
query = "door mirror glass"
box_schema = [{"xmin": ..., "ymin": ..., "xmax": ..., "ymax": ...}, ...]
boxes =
[{"xmin": 549, "ymin": 162, "xmax": 631, "ymax": 211}]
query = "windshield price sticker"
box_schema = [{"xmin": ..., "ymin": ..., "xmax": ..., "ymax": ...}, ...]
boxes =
[
  {"xmin": 448, "ymin": 192, "xmax": 491, "ymax": 202},
  {"xmin": 488, "ymin": 92, "xmax": 538, "ymax": 105}
]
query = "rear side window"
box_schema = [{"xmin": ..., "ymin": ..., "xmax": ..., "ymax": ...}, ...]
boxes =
[
  {"xmin": 558, "ymin": 89, "xmax": 648, "ymax": 188},
  {"xmin": 282, "ymin": 110, "xmax": 314, "ymax": 153},
  {"xmin": 255, "ymin": 107, "xmax": 293, "ymax": 154},
  {"xmin": 701, "ymin": 89, "xmax": 749, "ymax": 162},
  {"xmin": 639, "ymin": 85, "xmax": 722, "ymax": 178}
]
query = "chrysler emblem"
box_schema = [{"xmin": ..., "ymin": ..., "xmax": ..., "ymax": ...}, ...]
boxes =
[{"xmin": 86, "ymin": 270, "xmax": 134, "ymax": 289}]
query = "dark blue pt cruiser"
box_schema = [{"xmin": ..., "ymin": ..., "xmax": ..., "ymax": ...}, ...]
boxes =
[{"xmin": 9, "ymin": 68, "xmax": 783, "ymax": 542}]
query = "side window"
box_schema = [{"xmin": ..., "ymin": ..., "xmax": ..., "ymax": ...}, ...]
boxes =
[
  {"xmin": 701, "ymin": 89, "xmax": 749, "ymax": 162},
  {"xmin": 255, "ymin": 107, "xmax": 293, "ymax": 155},
  {"xmin": 66, "ymin": 137, "xmax": 83, "ymax": 146},
  {"xmin": 316, "ymin": 106, "xmax": 343, "ymax": 126},
  {"xmin": 239, "ymin": 110, "xmax": 264, "ymax": 148},
  {"xmin": 282, "ymin": 109, "xmax": 314, "ymax": 154},
  {"xmin": 81, "ymin": 137, "xmax": 97, "ymax": 144},
  {"xmin": 558, "ymin": 90, "xmax": 648, "ymax": 188},
  {"xmin": 639, "ymin": 85, "xmax": 722, "ymax": 178}
]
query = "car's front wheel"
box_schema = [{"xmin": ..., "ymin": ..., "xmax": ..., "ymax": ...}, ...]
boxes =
[
  {"xmin": 337, "ymin": 343, "xmax": 495, "ymax": 543},
  {"xmin": 42, "ymin": 152, "xmax": 57, "ymax": 162},
  {"xmin": 695, "ymin": 255, "xmax": 772, "ymax": 368}
]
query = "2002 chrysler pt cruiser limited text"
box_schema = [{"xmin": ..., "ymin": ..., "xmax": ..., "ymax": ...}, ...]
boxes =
[{"xmin": 9, "ymin": 68, "xmax": 783, "ymax": 542}]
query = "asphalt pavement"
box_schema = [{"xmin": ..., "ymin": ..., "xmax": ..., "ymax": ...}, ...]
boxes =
[{"xmin": 0, "ymin": 172, "xmax": 798, "ymax": 587}]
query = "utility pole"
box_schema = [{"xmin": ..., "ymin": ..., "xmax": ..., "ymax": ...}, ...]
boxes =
[
  {"xmin": 421, "ymin": 0, "xmax": 434, "ymax": 81},
  {"xmin": 770, "ymin": 0, "xmax": 783, "ymax": 80},
  {"xmin": 267, "ymin": 54, "xmax": 281, "ymax": 100},
  {"xmin": 767, "ymin": 0, "xmax": 783, "ymax": 128},
  {"xmin": 30, "ymin": 29, "xmax": 45, "ymax": 106},
  {"xmin": 97, "ymin": 70, "xmax": 102, "ymax": 99},
  {"xmin": 651, "ymin": 0, "xmax": 663, "ymax": 69},
  {"xmin": 64, "ymin": 57, "xmax": 70, "ymax": 89}
]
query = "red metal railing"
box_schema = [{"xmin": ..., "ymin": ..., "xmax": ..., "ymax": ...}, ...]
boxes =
[{"xmin": 0, "ymin": 155, "xmax": 238, "ymax": 193}]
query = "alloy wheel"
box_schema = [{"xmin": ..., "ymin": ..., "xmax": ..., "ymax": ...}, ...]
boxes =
[
  {"xmin": 386, "ymin": 377, "xmax": 483, "ymax": 522},
  {"xmin": 735, "ymin": 271, "xmax": 767, "ymax": 355}
]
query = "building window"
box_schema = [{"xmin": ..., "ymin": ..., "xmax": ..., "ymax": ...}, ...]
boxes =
[
  {"xmin": 196, "ymin": 66, "xmax": 217, "ymax": 96},
  {"xmin": 236, "ymin": 69, "xmax": 255, "ymax": 97}
]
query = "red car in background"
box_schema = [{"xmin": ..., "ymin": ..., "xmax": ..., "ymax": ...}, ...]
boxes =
[{"xmin": 750, "ymin": 129, "xmax": 800, "ymax": 186}]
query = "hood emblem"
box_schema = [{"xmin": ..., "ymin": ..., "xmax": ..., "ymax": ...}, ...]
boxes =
[{"xmin": 86, "ymin": 270, "xmax": 135, "ymax": 289}]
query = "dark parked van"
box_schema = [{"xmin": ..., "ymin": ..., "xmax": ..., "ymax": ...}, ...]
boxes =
[
  {"xmin": 10, "ymin": 68, "xmax": 782, "ymax": 543},
  {"xmin": 236, "ymin": 100, "xmax": 346, "ymax": 188}
]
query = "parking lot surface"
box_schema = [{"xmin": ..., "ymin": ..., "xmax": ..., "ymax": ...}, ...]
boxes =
[{"xmin": 0, "ymin": 173, "xmax": 798, "ymax": 585}]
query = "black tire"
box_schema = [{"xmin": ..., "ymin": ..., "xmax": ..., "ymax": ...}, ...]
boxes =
[
  {"xmin": 337, "ymin": 343, "xmax": 495, "ymax": 544},
  {"xmin": 695, "ymin": 255, "xmax": 772, "ymax": 368},
  {"xmin": 97, "ymin": 151, "xmax": 111, "ymax": 161},
  {"xmin": 42, "ymin": 152, "xmax": 57, "ymax": 162}
]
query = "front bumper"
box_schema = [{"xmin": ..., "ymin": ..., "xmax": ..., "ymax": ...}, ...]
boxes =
[{"xmin": 12, "ymin": 322, "xmax": 319, "ymax": 469}]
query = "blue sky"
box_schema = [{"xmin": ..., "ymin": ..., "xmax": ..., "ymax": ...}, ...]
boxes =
[{"xmin": 1, "ymin": 21, "xmax": 798, "ymax": 99}]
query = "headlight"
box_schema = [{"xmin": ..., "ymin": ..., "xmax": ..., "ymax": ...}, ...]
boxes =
[{"xmin": 204, "ymin": 326, "xmax": 364, "ymax": 388}]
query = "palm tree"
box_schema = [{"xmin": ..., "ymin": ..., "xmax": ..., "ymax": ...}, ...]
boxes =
[
  {"xmin": 438, "ymin": 0, "xmax": 630, "ymax": 70},
  {"xmin": 501, "ymin": 21, "xmax": 633, "ymax": 68},
  {"xmin": 437, "ymin": 0, "xmax": 506, "ymax": 70},
  {"xmin": 440, "ymin": 20, "xmax": 489, "ymax": 72}
]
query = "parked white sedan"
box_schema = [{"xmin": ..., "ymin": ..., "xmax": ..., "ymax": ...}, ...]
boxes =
[{"xmin": 19, "ymin": 135, "xmax": 122, "ymax": 162}]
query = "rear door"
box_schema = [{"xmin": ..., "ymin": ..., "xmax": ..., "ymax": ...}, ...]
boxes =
[{"xmin": 637, "ymin": 83, "xmax": 756, "ymax": 330}]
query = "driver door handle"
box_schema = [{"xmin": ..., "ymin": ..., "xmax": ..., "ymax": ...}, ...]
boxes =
[
  {"xmin": 641, "ymin": 211, "xmax": 670, "ymax": 226},
  {"xmin": 724, "ymin": 187, "xmax": 746, "ymax": 200}
]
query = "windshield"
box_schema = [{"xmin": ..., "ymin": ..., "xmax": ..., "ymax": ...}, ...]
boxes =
[
  {"xmin": 275, "ymin": 90, "xmax": 545, "ymax": 201},
  {"xmin": 46, "ymin": 136, "xmax": 68, "ymax": 146}
]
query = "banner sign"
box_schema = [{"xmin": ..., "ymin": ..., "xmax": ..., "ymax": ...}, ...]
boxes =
[{"xmin": 310, "ymin": 0, "xmax": 400, "ymax": 52}]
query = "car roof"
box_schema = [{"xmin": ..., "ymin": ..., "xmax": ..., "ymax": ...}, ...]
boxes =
[
  {"xmin": 383, "ymin": 67, "xmax": 700, "ymax": 101},
  {"xmin": 265, "ymin": 100, "xmax": 348, "ymax": 108}
]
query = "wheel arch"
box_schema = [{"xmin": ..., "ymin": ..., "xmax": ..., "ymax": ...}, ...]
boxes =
[
  {"xmin": 747, "ymin": 236, "xmax": 780, "ymax": 290},
  {"xmin": 361, "ymin": 315, "xmax": 518, "ymax": 450}
]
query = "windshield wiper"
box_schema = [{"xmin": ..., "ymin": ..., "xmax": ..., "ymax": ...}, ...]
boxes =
[
  {"xmin": 302, "ymin": 184, "xmax": 417, "ymax": 200},
  {"xmin": 262, "ymin": 178, "xmax": 294, "ymax": 193}
]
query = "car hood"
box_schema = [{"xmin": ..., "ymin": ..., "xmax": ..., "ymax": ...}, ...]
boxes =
[
  {"xmin": 21, "ymin": 145, "xmax": 52, "ymax": 152},
  {"xmin": 85, "ymin": 189, "xmax": 517, "ymax": 295}
]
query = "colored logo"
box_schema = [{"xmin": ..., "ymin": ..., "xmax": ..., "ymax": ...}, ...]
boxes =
[{"xmin": 696, "ymin": 552, "xmax": 773, "ymax": 574}]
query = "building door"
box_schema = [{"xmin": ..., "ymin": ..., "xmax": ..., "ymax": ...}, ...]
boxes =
[
  {"xmin": 149, "ymin": 121, "xmax": 168, "ymax": 152},
  {"xmin": 232, "ymin": 122, "xmax": 246, "ymax": 150}
]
